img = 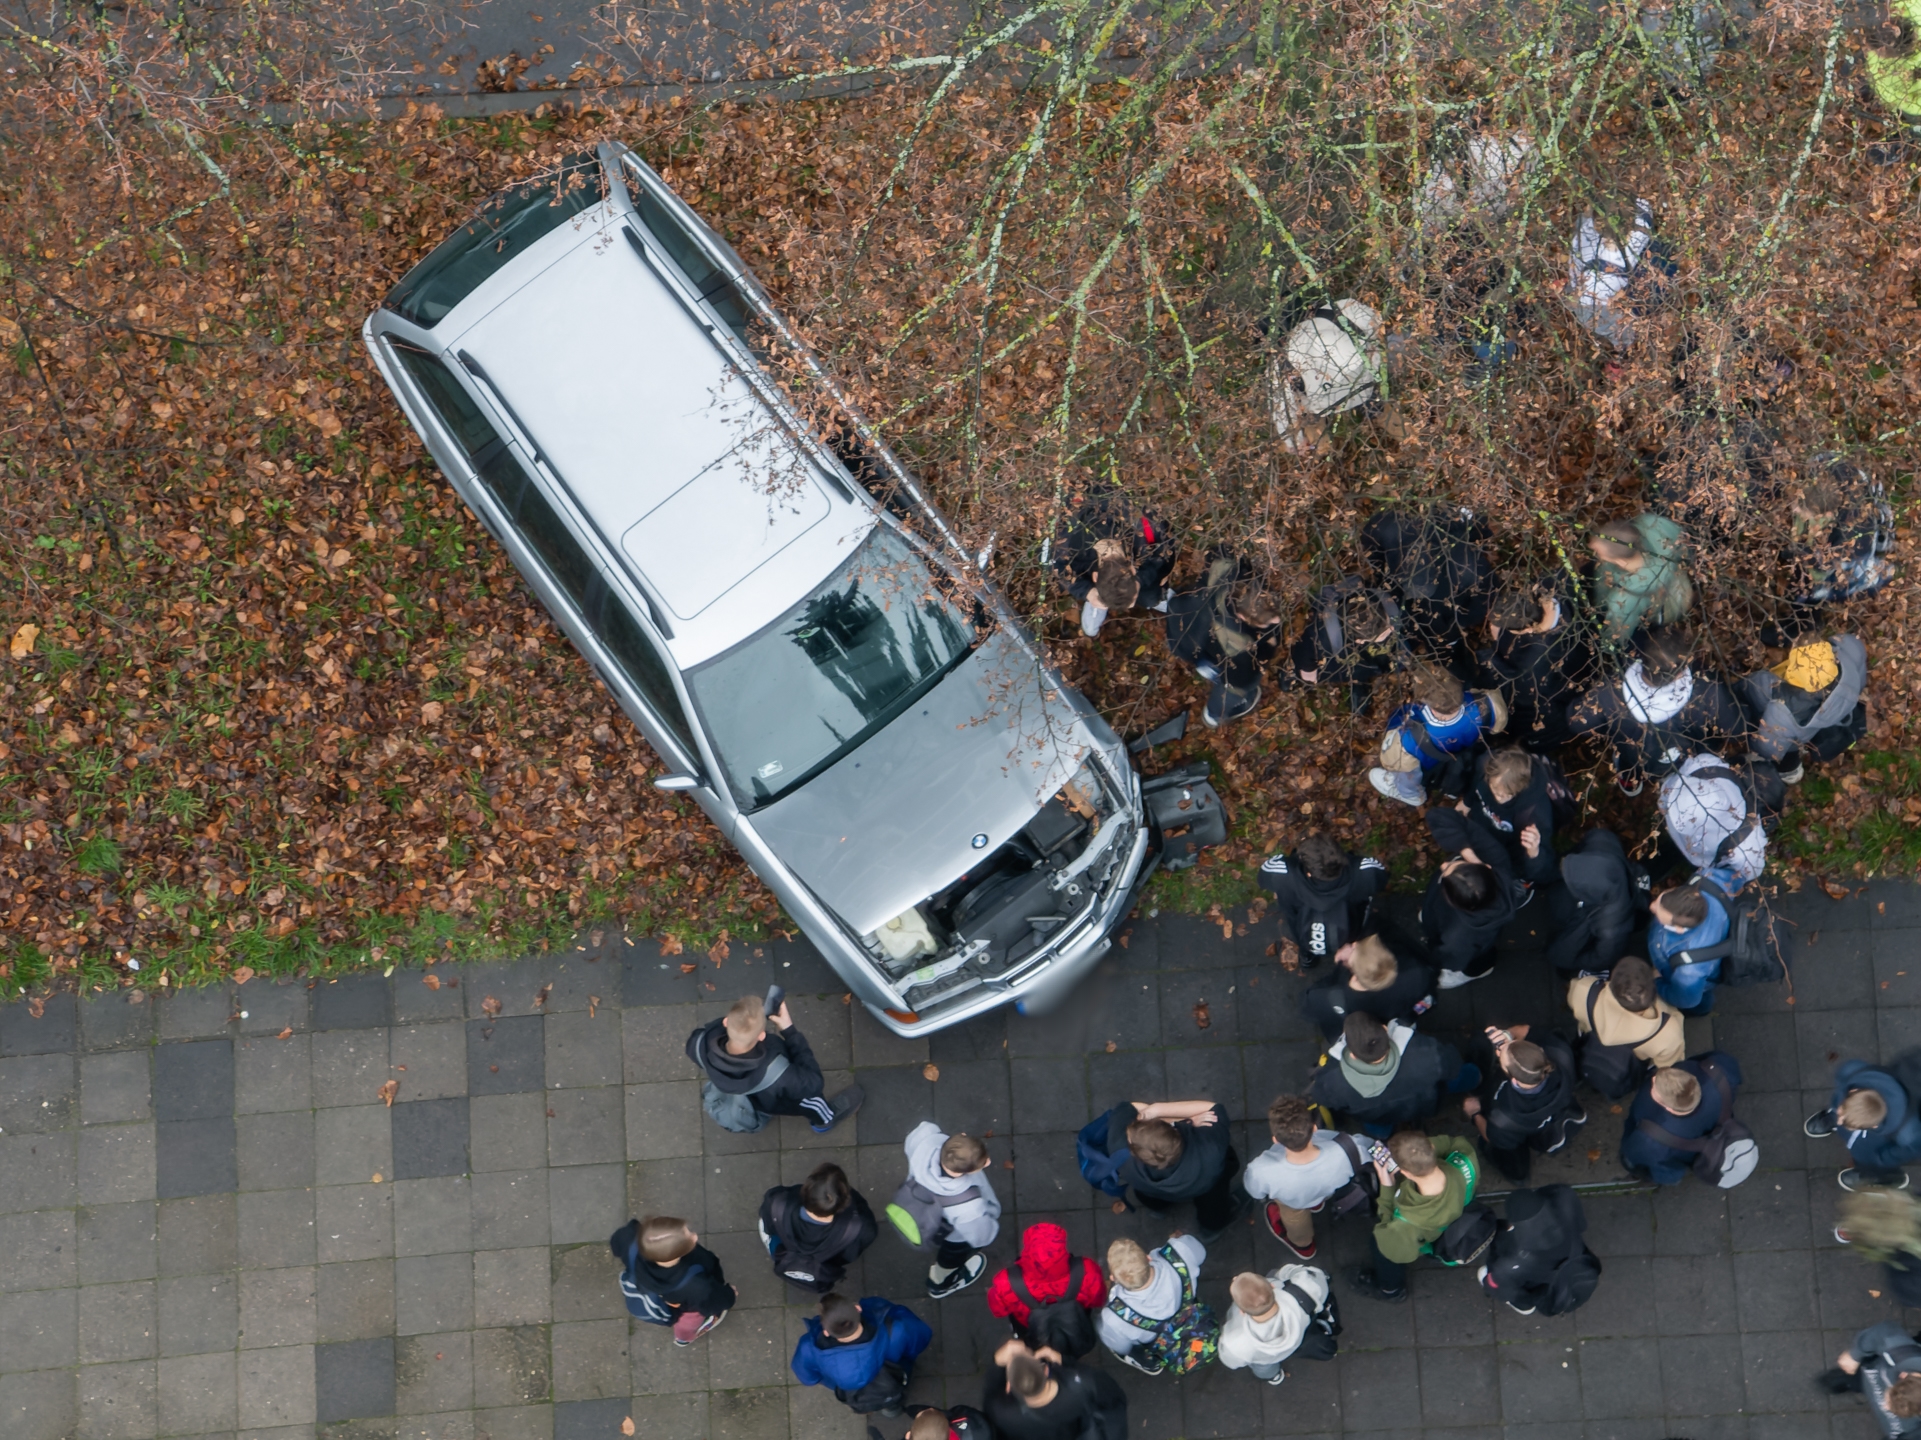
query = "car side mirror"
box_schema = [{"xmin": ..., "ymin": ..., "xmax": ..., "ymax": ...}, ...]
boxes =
[{"xmin": 653, "ymin": 774, "xmax": 702, "ymax": 792}]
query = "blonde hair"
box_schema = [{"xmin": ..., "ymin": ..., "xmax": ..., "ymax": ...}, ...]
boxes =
[
  {"xmin": 1651, "ymin": 1067, "xmax": 1702, "ymax": 1114},
  {"xmin": 723, "ymin": 995, "xmax": 764, "ymax": 1046},
  {"xmin": 1348, "ymin": 935, "xmax": 1399, "ymax": 992},
  {"xmin": 1839, "ymin": 1090, "xmax": 1890, "ymax": 1130},
  {"xmin": 1107, "ymin": 1238, "xmax": 1152, "ymax": 1291},
  {"xmin": 1230, "ymin": 1272, "xmax": 1276, "ymax": 1314},
  {"xmin": 1485, "ymin": 748, "xmax": 1533, "ymax": 799}
]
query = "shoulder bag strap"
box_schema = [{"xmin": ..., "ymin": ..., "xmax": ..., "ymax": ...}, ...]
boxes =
[
  {"xmin": 744, "ymin": 1052, "xmax": 791, "ymax": 1096},
  {"xmin": 1105, "ymin": 1292, "xmax": 1158, "ymax": 1331},
  {"xmin": 1332, "ymin": 1131, "xmax": 1368, "ymax": 1176},
  {"xmin": 1699, "ymin": 1058, "xmax": 1736, "ymax": 1120},
  {"xmin": 1281, "ymin": 1280, "xmax": 1321, "ymax": 1318},
  {"xmin": 1161, "ymin": 1247, "xmax": 1196, "ymax": 1305},
  {"xmin": 1404, "ymin": 718, "xmax": 1450, "ymax": 765},
  {"xmin": 1711, "ymin": 813, "xmax": 1759, "ymax": 866},
  {"xmin": 1637, "ymin": 1118, "xmax": 1711, "ymax": 1153},
  {"xmin": 1006, "ymin": 1265, "xmax": 1039, "ymax": 1311}
]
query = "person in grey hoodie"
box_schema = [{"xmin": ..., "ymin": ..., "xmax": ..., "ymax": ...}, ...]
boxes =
[
  {"xmin": 1740, "ymin": 626, "xmax": 1869, "ymax": 783},
  {"xmin": 895, "ymin": 1121, "xmax": 1002, "ymax": 1300}
]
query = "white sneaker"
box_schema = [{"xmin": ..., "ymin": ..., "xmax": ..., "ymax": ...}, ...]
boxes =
[
  {"xmin": 1264, "ymin": 1368, "xmax": 1287, "ymax": 1386},
  {"xmin": 1080, "ymin": 600, "xmax": 1108, "ymax": 638},
  {"xmin": 1779, "ymin": 762, "xmax": 1805, "ymax": 784},
  {"xmin": 1368, "ymin": 767, "xmax": 1426, "ymax": 808},
  {"xmin": 1152, "ymin": 596, "xmax": 1170, "ymax": 613},
  {"xmin": 1437, "ymin": 968, "xmax": 1486, "ymax": 989}
]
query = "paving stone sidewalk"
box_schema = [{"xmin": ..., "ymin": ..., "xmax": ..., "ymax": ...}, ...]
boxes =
[{"xmin": 1, "ymin": 876, "xmax": 1918, "ymax": 1440}]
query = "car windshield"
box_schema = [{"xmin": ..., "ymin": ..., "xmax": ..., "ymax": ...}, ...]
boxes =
[
  {"xmin": 385, "ymin": 155, "xmax": 604, "ymax": 327},
  {"xmin": 687, "ymin": 526, "xmax": 980, "ymax": 809}
]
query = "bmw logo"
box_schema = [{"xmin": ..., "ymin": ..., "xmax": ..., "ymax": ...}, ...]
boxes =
[{"xmin": 971, "ymin": 833, "xmax": 989, "ymax": 850}]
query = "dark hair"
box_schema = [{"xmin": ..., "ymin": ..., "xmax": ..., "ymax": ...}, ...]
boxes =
[
  {"xmin": 1008, "ymin": 1351, "xmax": 1050, "ymax": 1401},
  {"xmin": 1341, "ymin": 593, "xmax": 1388, "ymax": 644},
  {"xmin": 1891, "ymin": 1374, "xmax": 1921, "ymax": 1419},
  {"xmin": 1267, "ymin": 1094, "xmax": 1317, "ymax": 1150},
  {"xmin": 799, "ymin": 1162, "xmax": 853, "ymax": 1216},
  {"xmin": 1441, "ymin": 861, "xmax": 1498, "ymax": 912},
  {"xmin": 820, "ymin": 1292, "xmax": 862, "ymax": 1340},
  {"xmin": 1410, "ymin": 662, "xmax": 1465, "ymax": 714},
  {"xmin": 1344, "ymin": 1011, "xmax": 1391, "ymax": 1065},
  {"xmin": 1296, "ymin": 835, "xmax": 1349, "ymax": 881},
  {"xmin": 1126, "ymin": 1118, "xmax": 1184, "ymax": 1169},
  {"xmin": 1505, "ymin": 1040, "xmax": 1551, "ymax": 1086},
  {"xmin": 1489, "ymin": 589, "xmax": 1546, "ymax": 632},
  {"xmin": 1636, "ymin": 626, "xmax": 1692, "ymax": 685},
  {"xmin": 1607, "ymin": 956, "xmax": 1658, "ymax": 1013},
  {"xmin": 608, "ymin": 1218, "xmax": 641, "ymax": 1263},
  {"xmin": 1658, "ymin": 886, "xmax": 1709, "ymax": 928}
]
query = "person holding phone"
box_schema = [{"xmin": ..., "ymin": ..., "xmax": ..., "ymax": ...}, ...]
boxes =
[
  {"xmin": 1461, "ymin": 1025, "xmax": 1586, "ymax": 1184},
  {"xmin": 685, "ymin": 992, "xmax": 864, "ymax": 1133}
]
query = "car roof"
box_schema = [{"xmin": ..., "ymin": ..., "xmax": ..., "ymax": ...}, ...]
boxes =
[{"xmin": 434, "ymin": 196, "xmax": 876, "ymax": 670}]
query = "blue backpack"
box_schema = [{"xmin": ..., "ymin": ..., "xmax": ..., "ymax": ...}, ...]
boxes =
[
  {"xmin": 1077, "ymin": 1113, "xmax": 1129, "ymax": 1200},
  {"xmin": 619, "ymin": 1239, "xmax": 692, "ymax": 1326}
]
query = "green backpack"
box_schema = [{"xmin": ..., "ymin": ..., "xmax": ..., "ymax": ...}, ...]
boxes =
[{"xmin": 1105, "ymin": 1246, "xmax": 1220, "ymax": 1373}]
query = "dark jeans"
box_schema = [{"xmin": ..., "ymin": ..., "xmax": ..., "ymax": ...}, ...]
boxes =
[
  {"xmin": 1371, "ymin": 1237, "xmax": 1407, "ymax": 1295},
  {"xmin": 934, "ymin": 1236, "xmax": 976, "ymax": 1269}
]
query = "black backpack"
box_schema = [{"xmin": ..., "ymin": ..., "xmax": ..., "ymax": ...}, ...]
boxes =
[
  {"xmin": 1579, "ymin": 981, "xmax": 1670, "ymax": 1099},
  {"xmin": 1323, "ymin": 1132, "xmax": 1384, "ymax": 1220},
  {"xmin": 1687, "ymin": 875, "xmax": 1790, "ymax": 988},
  {"xmin": 1537, "ymin": 1187, "xmax": 1603, "ymax": 1317},
  {"xmin": 1005, "ymin": 1262, "xmax": 1098, "ymax": 1359},
  {"xmin": 1532, "ymin": 752, "xmax": 1584, "ymax": 830},
  {"xmin": 766, "ymin": 1191, "xmax": 867, "ymax": 1289},
  {"xmin": 1432, "ymin": 1207, "xmax": 1499, "ymax": 1267},
  {"xmin": 1280, "ymin": 1276, "xmax": 1342, "ymax": 1362}
]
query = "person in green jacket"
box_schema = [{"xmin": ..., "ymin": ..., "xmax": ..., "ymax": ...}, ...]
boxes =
[
  {"xmin": 1346, "ymin": 1130, "xmax": 1478, "ymax": 1303},
  {"xmin": 1588, "ymin": 514, "xmax": 1693, "ymax": 646}
]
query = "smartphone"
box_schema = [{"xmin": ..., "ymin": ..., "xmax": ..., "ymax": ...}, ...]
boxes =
[
  {"xmin": 764, "ymin": 985, "xmax": 785, "ymax": 1021},
  {"xmin": 1367, "ymin": 1139, "xmax": 1399, "ymax": 1174}
]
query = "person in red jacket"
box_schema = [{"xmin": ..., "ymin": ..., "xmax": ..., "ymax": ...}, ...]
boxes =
[{"xmin": 986, "ymin": 1223, "xmax": 1107, "ymax": 1354}]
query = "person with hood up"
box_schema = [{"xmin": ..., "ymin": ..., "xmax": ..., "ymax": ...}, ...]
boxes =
[
  {"xmin": 1478, "ymin": 581, "xmax": 1596, "ymax": 749},
  {"xmin": 1586, "ymin": 513, "xmax": 1693, "ymax": 645},
  {"xmin": 986, "ymin": 1223, "xmax": 1107, "ymax": 1356},
  {"xmin": 1284, "ymin": 576, "xmax": 1408, "ymax": 716},
  {"xmin": 1567, "ymin": 199, "xmax": 1665, "ymax": 351},
  {"xmin": 1300, "ymin": 933, "xmax": 1436, "ymax": 1042},
  {"xmin": 1620, "ymin": 1052, "xmax": 1746, "ymax": 1186},
  {"xmin": 1310, "ymin": 1011, "xmax": 1477, "ymax": 1134},
  {"xmin": 1827, "ymin": 1322, "xmax": 1921, "ymax": 1438},
  {"xmin": 1093, "ymin": 1099, "xmax": 1247, "ymax": 1241},
  {"xmin": 1461, "ymin": 1026, "xmax": 1586, "ymax": 1184},
  {"xmin": 1349, "ymin": 1129, "xmax": 1480, "ymax": 1304},
  {"xmin": 1741, "ymin": 625, "xmax": 1870, "ymax": 783},
  {"xmin": 1543, "ymin": 829, "xmax": 1646, "ymax": 976},
  {"xmin": 1421, "ymin": 806, "xmax": 1542, "ymax": 988},
  {"xmin": 984, "ymin": 1338, "xmax": 1128, "ymax": 1440},
  {"xmin": 1164, "ymin": 551, "xmax": 1284, "ymax": 728},
  {"xmin": 1052, "ymin": 480, "xmax": 1178, "ymax": 638},
  {"xmin": 686, "ymin": 994, "xmax": 863, "ymax": 1133},
  {"xmin": 1647, "ymin": 882, "xmax": 1733, "ymax": 1015},
  {"xmin": 1218, "ymin": 1264, "xmax": 1339, "ymax": 1384},
  {"xmin": 1478, "ymin": 1185, "xmax": 1600, "ymax": 1317},
  {"xmin": 1566, "ymin": 627, "xmax": 1746, "ymax": 797},
  {"xmin": 1257, "ymin": 832, "xmax": 1389, "ymax": 971},
  {"xmin": 894, "ymin": 1123, "xmax": 1002, "ymax": 1299},
  {"xmin": 1359, "ymin": 510, "xmax": 1498, "ymax": 662},
  {"xmin": 760, "ymin": 1161, "xmax": 880, "ymax": 1294},
  {"xmin": 1267, "ymin": 299, "xmax": 1388, "ymax": 455},
  {"xmin": 1659, "ymin": 751, "xmax": 1768, "ymax": 888},
  {"xmin": 1807, "ymin": 1057, "xmax": 1921, "ymax": 1191},
  {"xmin": 790, "ymin": 1291, "xmax": 933, "ymax": 1418}
]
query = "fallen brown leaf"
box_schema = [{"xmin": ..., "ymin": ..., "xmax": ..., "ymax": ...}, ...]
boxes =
[
  {"xmin": 422, "ymin": 974, "xmax": 441, "ymax": 990},
  {"xmin": 660, "ymin": 935, "xmax": 684, "ymax": 957},
  {"xmin": 1586, "ymin": 1147, "xmax": 1602, "ymax": 1163},
  {"xmin": 533, "ymin": 983, "xmax": 552, "ymax": 1010},
  {"xmin": 1111, "ymin": 1200, "xmax": 1127, "ymax": 1214},
  {"xmin": 377, "ymin": 1079, "xmax": 399, "ymax": 1106},
  {"xmin": 709, "ymin": 939, "xmax": 730, "ymax": 964},
  {"xmin": 231, "ymin": 965, "xmax": 255, "ymax": 985},
  {"xmin": 1193, "ymin": 1000, "xmax": 1211, "ymax": 1030},
  {"xmin": 1871, "ymin": 1289, "xmax": 1883, "ymax": 1298},
  {"xmin": 1105, "ymin": 1040, "xmax": 1118, "ymax": 1053},
  {"xmin": 922, "ymin": 1063, "xmax": 940, "ymax": 1082},
  {"xmin": 276, "ymin": 1026, "xmax": 293, "ymax": 1040},
  {"xmin": 679, "ymin": 963, "xmax": 697, "ymax": 974},
  {"xmin": 621, "ymin": 1419, "xmax": 636, "ymax": 1437},
  {"xmin": 1820, "ymin": 878, "xmax": 1852, "ymax": 900},
  {"xmin": 27, "ymin": 995, "xmax": 46, "ymax": 1019},
  {"xmin": 588, "ymin": 995, "xmax": 601, "ymax": 1019},
  {"xmin": 481, "ymin": 995, "xmax": 503, "ymax": 1019}
]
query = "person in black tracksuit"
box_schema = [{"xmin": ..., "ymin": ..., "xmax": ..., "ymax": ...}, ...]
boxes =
[
  {"xmin": 1461, "ymin": 1027, "xmax": 1586, "ymax": 1183},
  {"xmin": 1829, "ymin": 1322, "xmax": 1921, "ymax": 1438},
  {"xmin": 611, "ymin": 1216, "xmax": 736, "ymax": 1341},
  {"xmin": 1053, "ymin": 482, "xmax": 1179, "ymax": 638},
  {"xmin": 760, "ymin": 1161, "xmax": 880, "ymax": 1294},
  {"xmin": 984, "ymin": 1342, "xmax": 1129, "ymax": 1440},
  {"xmin": 1257, "ymin": 834, "xmax": 1389, "ymax": 970},
  {"xmin": 1543, "ymin": 829, "xmax": 1645, "ymax": 976},
  {"xmin": 1421, "ymin": 807, "xmax": 1548, "ymax": 988},
  {"xmin": 1361, "ymin": 510, "xmax": 1498, "ymax": 668},
  {"xmin": 1095, "ymin": 1100, "xmax": 1246, "ymax": 1241},
  {"xmin": 1477, "ymin": 580, "xmax": 1597, "ymax": 750},
  {"xmin": 686, "ymin": 996, "xmax": 862, "ymax": 1132},
  {"xmin": 1165, "ymin": 551, "xmax": 1285, "ymax": 728},
  {"xmin": 1283, "ymin": 576, "xmax": 1408, "ymax": 715},
  {"xmin": 1300, "ymin": 934, "xmax": 1436, "ymax": 1042},
  {"xmin": 1466, "ymin": 749, "xmax": 1562, "ymax": 875},
  {"xmin": 1480, "ymin": 1185, "xmax": 1596, "ymax": 1317}
]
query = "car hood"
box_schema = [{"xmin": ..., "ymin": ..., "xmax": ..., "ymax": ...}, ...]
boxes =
[{"xmin": 746, "ymin": 630, "xmax": 1093, "ymax": 937}]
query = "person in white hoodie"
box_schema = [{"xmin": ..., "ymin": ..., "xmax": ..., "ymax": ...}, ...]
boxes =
[
  {"xmin": 1219, "ymin": 1266, "xmax": 1339, "ymax": 1385},
  {"xmin": 890, "ymin": 1122, "xmax": 1001, "ymax": 1300},
  {"xmin": 1660, "ymin": 752, "xmax": 1769, "ymax": 888},
  {"xmin": 1098, "ymin": 1233, "xmax": 1216, "ymax": 1376}
]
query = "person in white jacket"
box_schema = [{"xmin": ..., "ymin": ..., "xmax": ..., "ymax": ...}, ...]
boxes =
[
  {"xmin": 1098, "ymin": 1233, "xmax": 1212, "ymax": 1375},
  {"xmin": 896, "ymin": 1121, "xmax": 1002, "ymax": 1299},
  {"xmin": 1660, "ymin": 752, "xmax": 1768, "ymax": 889},
  {"xmin": 1568, "ymin": 199, "xmax": 1659, "ymax": 350},
  {"xmin": 1219, "ymin": 1265, "xmax": 1338, "ymax": 1384}
]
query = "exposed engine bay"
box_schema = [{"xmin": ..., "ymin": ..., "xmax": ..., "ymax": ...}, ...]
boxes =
[{"xmin": 862, "ymin": 757, "xmax": 1138, "ymax": 1012}]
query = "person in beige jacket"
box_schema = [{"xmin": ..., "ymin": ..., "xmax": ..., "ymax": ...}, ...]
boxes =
[{"xmin": 1568, "ymin": 958, "xmax": 1685, "ymax": 1071}]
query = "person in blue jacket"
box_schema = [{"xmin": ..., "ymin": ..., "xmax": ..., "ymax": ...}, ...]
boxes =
[
  {"xmin": 791, "ymin": 1292, "xmax": 933, "ymax": 1418},
  {"xmin": 1807, "ymin": 1060, "xmax": 1921, "ymax": 1191},
  {"xmin": 1647, "ymin": 880, "xmax": 1731, "ymax": 1014},
  {"xmin": 1621, "ymin": 1051, "xmax": 1744, "ymax": 1185},
  {"xmin": 1368, "ymin": 663, "xmax": 1507, "ymax": 806}
]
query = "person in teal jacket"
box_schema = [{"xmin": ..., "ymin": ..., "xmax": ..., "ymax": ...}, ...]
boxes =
[{"xmin": 1588, "ymin": 514, "xmax": 1693, "ymax": 645}]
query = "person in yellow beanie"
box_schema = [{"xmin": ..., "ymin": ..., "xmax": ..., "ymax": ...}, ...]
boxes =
[{"xmin": 1738, "ymin": 622, "xmax": 1869, "ymax": 784}]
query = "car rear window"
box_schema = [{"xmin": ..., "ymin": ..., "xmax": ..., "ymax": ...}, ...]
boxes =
[{"xmin": 385, "ymin": 155, "xmax": 604, "ymax": 328}]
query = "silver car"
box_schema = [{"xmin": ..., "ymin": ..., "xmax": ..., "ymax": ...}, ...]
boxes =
[{"xmin": 363, "ymin": 142, "xmax": 1151, "ymax": 1035}]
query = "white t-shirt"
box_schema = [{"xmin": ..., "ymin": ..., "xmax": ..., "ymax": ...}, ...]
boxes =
[{"xmin": 1242, "ymin": 1131, "xmax": 1357, "ymax": 1212}]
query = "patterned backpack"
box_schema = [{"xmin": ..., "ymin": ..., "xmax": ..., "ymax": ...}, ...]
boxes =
[{"xmin": 1105, "ymin": 1246, "xmax": 1221, "ymax": 1374}]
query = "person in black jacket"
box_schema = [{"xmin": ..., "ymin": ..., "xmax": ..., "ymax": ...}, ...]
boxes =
[
  {"xmin": 1283, "ymin": 576, "xmax": 1408, "ymax": 715},
  {"xmin": 611, "ymin": 1215, "xmax": 736, "ymax": 1342},
  {"xmin": 1361, "ymin": 509, "xmax": 1497, "ymax": 667},
  {"xmin": 1053, "ymin": 482, "xmax": 1178, "ymax": 638},
  {"xmin": 1826, "ymin": 1322, "xmax": 1921, "ymax": 1438},
  {"xmin": 1309, "ymin": 1012, "xmax": 1476, "ymax": 1135},
  {"xmin": 1467, "ymin": 748, "xmax": 1561, "ymax": 874},
  {"xmin": 1092, "ymin": 1099, "xmax": 1246, "ymax": 1241},
  {"xmin": 984, "ymin": 1340, "xmax": 1128, "ymax": 1440},
  {"xmin": 1257, "ymin": 833, "xmax": 1388, "ymax": 970},
  {"xmin": 1301, "ymin": 934, "xmax": 1436, "ymax": 1041},
  {"xmin": 1421, "ymin": 807, "xmax": 1545, "ymax": 988},
  {"xmin": 1478, "ymin": 582, "xmax": 1596, "ymax": 749},
  {"xmin": 1165, "ymin": 551, "xmax": 1285, "ymax": 728},
  {"xmin": 760, "ymin": 1161, "xmax": 880, "ymax": 1293},
  {"xmin": 686, "ymin": 994, "xmax": 863, "ymax": 1132},
  {"xmin": 1543, "ymin": 829, "xmax": 1645, "ymax": 976},
  {"xmin": 1461, "ymin": 1027, "xmax": 1586, "ymax": 1183},
  {"xmin": 1479, "ymin": 1185, "xmax": 1597, "ymax": 1317},
  {"xmin": 1564, "ymin": 626, "xmax": 1748, "ymax": 797}
]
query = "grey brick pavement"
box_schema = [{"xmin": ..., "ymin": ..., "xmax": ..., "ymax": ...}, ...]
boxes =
[{"xmin": 1, "ymin": 878, "xmax": 1918, "ymax": 1439}]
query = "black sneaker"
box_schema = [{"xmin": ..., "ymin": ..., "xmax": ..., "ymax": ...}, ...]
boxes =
[
  {"xmin": 1115, "ymin": 1351, "xmax": 1166, "ymax": 1376},
  {"xmin": 810, "ymin": 1084, "xmax": 866, "ymax": 1133},
  {"xmin": 1203, "ymin": 681, "xmax": 1261, "ymax": 729},
  {"xmin": 1344, "ymin": 1267, "xmax": 1408, "ymax": 1304},
  {"xmin": 926, "ymin": 1253, "xmax": 986, "ymax": 1300},
  {"xmin": 1511, "ymin": 880, "xmax": 1535, "ymax": 911},
  {"xmin": 1804, "ymin": 1111, "xmax": 1837, "ymax": 1139}
]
